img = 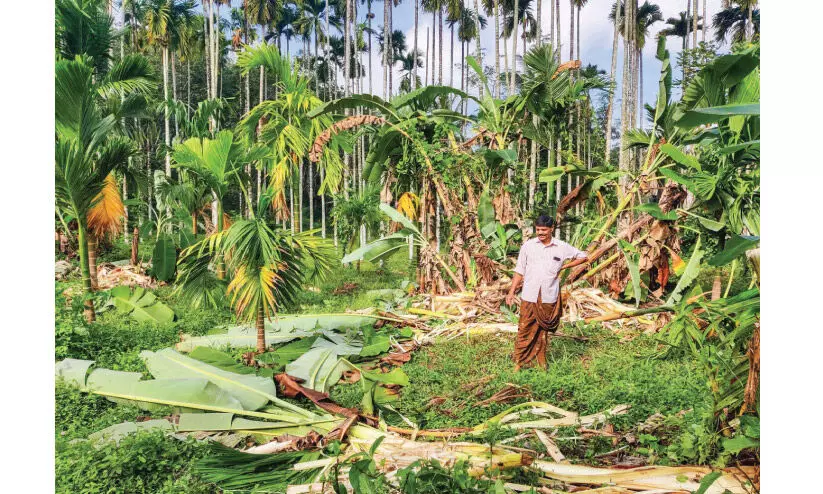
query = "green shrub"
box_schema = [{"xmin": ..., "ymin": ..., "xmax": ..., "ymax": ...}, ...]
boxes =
[{"xmin": 56, "ymin": 430, "xmax": 214, "ymax": 494}]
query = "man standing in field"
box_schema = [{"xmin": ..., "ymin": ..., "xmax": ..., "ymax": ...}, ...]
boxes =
[{"xmin": 505, "ymin": 216, "xmax": 590, "ymax": 371}]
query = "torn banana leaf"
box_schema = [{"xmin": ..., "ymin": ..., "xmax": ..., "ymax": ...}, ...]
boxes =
[
  {"xmin": 176, "ymin": 331, "xmax": 308, "ymax": 352},
  {"xmin": 256, "ymin": 336, "xmax": 318, "ymax": 367},
  {"xmin": 189, "ymin": 346, "xmax": 274, "ymax": 377},
  {"xmin": 55, "ymin": 359, "xmax": 320, "ymax": 423},
  {"xmin": 140, "ymin": 348, "xmax": 286, "ymax": 413},
  {"xmin": 55, "ymin": 358, "xmax": 95, "ymax": 388},
  {"xmin": 285, "ymin": 348, "xmax": 352, "ymax": 393}
]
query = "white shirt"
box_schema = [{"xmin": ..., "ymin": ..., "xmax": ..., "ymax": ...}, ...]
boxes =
[{"xmin": 514, "ymin": 237, "xmax": 587, "ymax": 303}]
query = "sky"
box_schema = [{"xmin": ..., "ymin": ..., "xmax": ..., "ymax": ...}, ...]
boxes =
[{"xmin": 116, "ymin": 0, "xmax": 730, "ymax": 125}]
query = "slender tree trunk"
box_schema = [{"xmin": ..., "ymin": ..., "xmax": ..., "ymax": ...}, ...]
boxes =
[
  {"xmin": 204, "ymin": 3, "xmax": 211, "ymax": 99},
  {"xmin": 576, "ymin": 5, "xmax": 580, "ymax": 59},
  {"xmin": 187, "ymin": 60, "xmax": 192, "ymax": 119},
  {"xmin": 78, "ymin": 223, "xmax": 96, "ymax": 323},
  {"xmin": 450, "ymin": 25, "xmax": 454, "ymax": 87},
  {"xmin": 605, "ymin": 1, "xmax": 620, "ymax": 164},
  {"xmin": 123, "ymin": 170, "xmax": 129, "ymax": 243},
  {"xmin": 494, "ymin": 0, "xmax": 501, "ymax": 98},
  {"xmin": 685, "ymin": 0, "xmax": 690, "ymax": 50},
  {"xmin": 414, "ymin": 0, "xmax": 419, "ymax": 88},
  {"xmin": 472, "ymin": 0, "xmax": 484, "ymax": 97},
  {"xmin": 747, "ymin": 3, "xmax": 753, "ymax": 41},
  {"xmin": 569, "ymin": 0, "xmax": 574, "ymax": 60},
  {"xmin": 383, "ymin": 0, "xmax": 389, "ymax": 98},
  {"xmin": 502, "ymin": 26, "xmax": 508, "ymax": 95},
  {"xmin": 131, "ymin": 227, "xmax": 139, "ymax": 266},
  {"xmin": 426, "ymin": 26, "xmax": 430, "ymax": 86},
  {"xmin": 256, "ymin": 303, "xmax": 266, "ymax": 353},
  {"xmin": 162, "ymin": 46, "xmax": 171, "ymax": 178},
  {"xmin": 309, "ymin": 162, "xmax": 314, "ymax": 230},
  {"xmin": 511, "ymin": 0, "xmax": 519, "ymax": 93},
  {"xmin": 88, "ymin": 238, "xmax": 99, "ymax": 291},
  {"xmin": 638, "ymin": 49, "xmax": 643, "ymax": 129},
  {"xmin": 320, "ymin": 166, "xmax": 326, "ymax": 238},
  {"xmin": 438, "ymin": 8, "xmax": 443, "ymax": 85},
  {"xmin": 555, "ymin": 0, "xmax": 561, "ymax": 57},
  {"xmin": 692, "ymin": 0, "xmax": 698, "ymax": 49},
  {"xmin": 172, "ymin": 51, "xmax": 179, "ymax": 140},
  {"xmin": 702, "ymin": 0, "xmax": 707, "ymax": 42}
]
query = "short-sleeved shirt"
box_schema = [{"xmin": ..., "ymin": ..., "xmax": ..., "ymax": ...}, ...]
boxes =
[{"xmin": 514, "ymin": 237, "xmax": 587, "ymax": 303}]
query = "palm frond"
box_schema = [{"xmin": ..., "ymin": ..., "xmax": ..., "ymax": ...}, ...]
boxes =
[{"xmin": 87, "ymin": 173, "xmax": 124, "ymax": 239}]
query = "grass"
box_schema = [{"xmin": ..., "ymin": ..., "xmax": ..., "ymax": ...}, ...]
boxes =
[{"xmin": 54, "ymin": 243, "xmax": 719, "ymax": 492}]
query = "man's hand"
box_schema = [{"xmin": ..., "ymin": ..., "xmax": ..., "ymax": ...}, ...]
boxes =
[
  {"xmin": 561, "ymin": 256, "xmax": 591, "ymax": 271},
  {"xmin": 506, "ymin": 291, "xmax": 517, "ymax": 306}
]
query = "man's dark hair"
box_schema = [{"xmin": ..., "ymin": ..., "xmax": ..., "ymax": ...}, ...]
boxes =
[{"xmin": 535, "ymin": 215, "xmax": 555, "ymax": 228}]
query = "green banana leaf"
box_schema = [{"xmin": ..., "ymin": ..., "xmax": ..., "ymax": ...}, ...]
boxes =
[
  {"xmin": 659, "ymin": 143, "xmax": 701, "ymax": 171},
  {"xmin": 55, "ymin": 358, "xmax": 95, "ymax": 388},
  {"xmin": 189, "ymin": 346, "xmax": 274, "ymax": 377},
  {"xmin": 108, "ymin": 286, "xmax": 175, "ymax": 324},
  {"xmin": 176, "ymin": 332, "xmax": 302, "ymax": 352},
  {"xmin": 618, "ymin": 239, "xmax": 643, "ymax": 307},
  {"xmin": 708, "ymin": 235, "xmax": 759, "ymax": 267},
  {"xmin": 633, "ymin": 203, "xmax": 678, "ymax": 221},
  {"xmin": 255, "ymin": 337, "xmax": 318, "ymax": 368},
  {"xmin": 176, "ymin": 413, "xmax": 340, "ymax": 433},
  {"xmin": 666, "ymin": 237, "xmax": 705, "ymax": 306},
  {"xmin": 315, "ymin": 331, "xmax": 364, "ymax": 356},
  {"xmin": 359, "ymin": 334, "xmax": 391, "ymax": 357},
  {"xmin": 140, "ymin": 348, "xmax": 278, "ymax": 411},
  {"xmin": 151, "ymin": 234, "xmax": 177, "ymax": 282},
  {"xmin": 285, "ymin": 348, "xmax": 351, "ymax": 393},
  {"xmin": 361, "ymin": 368, "xmax": 409, "ymax": 386},
  {"xmin": 676, "ymin": 103, "xmax": 759, "ymax": 128},
  {"xmin": 56, "ymin": 359, "xmax": 316, "ymax": 423}
]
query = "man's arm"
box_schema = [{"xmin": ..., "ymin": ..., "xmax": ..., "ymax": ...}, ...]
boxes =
[
  {"xmin": 560, "ymin": 244, "xmax": 590, "ymax": 271},
  {"xmin": 506, "ymin": 272, "xmax": 524, "ymax": 306},
  {"xmin": 507, "ymin": 245, "xmax": 528, "ymax": 305}
]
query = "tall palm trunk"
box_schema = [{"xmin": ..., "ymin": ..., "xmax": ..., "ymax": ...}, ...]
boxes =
[
  {"xmin": 747, "ymin": 2, "xmax": 753, "ymax": 41},
  {"xmin": 472, "ymin": 0, "xmax": 484, "ymax": 97},
  {"xmin": 438, "ymin": 8, "xmax": 443, "ymax": 84},
  {"xmin": 123, "ymin": 169, "xmax": 129, "ymax": 243},
  {"xmin": 692, "ymin": 0, "xmax": 698, "ymax": 49},
  {"xmin": 383, "ymin": 0, "xmax": 389, "ymax": 98},
  {"xmin": 685, "ymin": 0, "xmax": 690, "ymax": 50},
  {"xmin": 702, "ymin": 0, "xmax": 707, "ymax": 42},
  {"xmin": 162, "ymin": 46, "xmax": 171, "ymax": 177},
  {"xmin": 88, "ymin": 238, "xmax": 99, "ymax": 290},
  {"xmin": 77, "ymin": 222, "xmax": 96, "ymax": 323},
  {"xmin": 494, "ymin": 0, "xmax": 500, "ymax": 98},
  {"xmin": 414, "ymin": 0, "xmax": 419, "ymax": 88},
  {"xmin": 131, "ymin": 227, "xmax": 139, "ymax": 266},
  {"xmin": 605, "ymin": 1, "xmax": 620, "ymax": 164},
  {"xmin": 510, "ymin": 0, "xmax": 518, "ymax": 93},
  {"xmin": 502, "ymin": 23, "xmax": 508, "ymax": 95},
  {"xmin": 256, "ymin": 303, "xmax": 266, "ymax": 353},
  {"xmin": 321, "ymin": 166, "xmax": 326, "ymax": 238},
  {"xmin": 555, "ymin": 0, "xmax": 561, "ymax": 56},
  {"xmin": 569, "ymin": 0, "xmax": 574, "ymax": 60},
  {"xmin": 425, "ymin": 26, "xmax": 430, "ymax": 85},
  {"xmin": 450, "ymin": 25, "xmax": 454, "ymax": 87}
]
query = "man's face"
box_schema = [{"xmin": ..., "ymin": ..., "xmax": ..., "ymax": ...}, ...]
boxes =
[{"xmin": 535, "ymin": 225, "xmax": 554, "ymax": 243}]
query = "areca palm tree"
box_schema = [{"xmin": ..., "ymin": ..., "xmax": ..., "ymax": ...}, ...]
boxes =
[
  {"xmin": 145, "ymin": 0, "xmax": 193, "ymax": 179},
  {"xmin": 659, "ymin": 11, "xmax": 702, "ymax": 49},
  {"xmin": 56, "ymin": 0, "xmax": 114, "ymax": 74},
  {"xmin": 177, "ymin": 187, "xmax": 335, "ymax": 353},
  {"xmin": 398, "ymin": 49, "xmax": 424, "ymax": 92},
  {"xmin": 55, "ymin": 55, "xmax": 154, "ymax": 322},
  {"xmin": 480, "ymin": 0, "xmax": 502, "ymax": 97},
  {"xmin": 712, "ymin": 4, "xmax": 760, "ymax": 45},
  {"xmin": 502, "ymin": 0, "xmax": 537, "ymax": 91}
]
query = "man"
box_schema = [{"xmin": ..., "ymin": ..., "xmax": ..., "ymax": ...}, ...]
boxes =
[{"xmin": 505, "ymin": 216, "xmax": 590, "ymax": 371}]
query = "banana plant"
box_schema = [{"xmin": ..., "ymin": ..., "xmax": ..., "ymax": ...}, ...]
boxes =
[{"xmin": 342, "ymin": 204, "xmax": 464, "ymax": 290}]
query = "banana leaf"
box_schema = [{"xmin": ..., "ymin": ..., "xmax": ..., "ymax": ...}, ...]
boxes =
[
  {"xmin": 361, "ymin": 368, "xmax": 409, "ymax": 386},
  {"xmin": 634, "ymin": 202, "xmax": 678, "ymax": 221},
  {"xmin": 255, "ymin": 336, "xmax": 318, "ymax": 368},
  {"xmin": 175, "ymin": 413, "xmax": 340, "ymax": 433},
  {"xmin": 189, "ymin": 346, "xmax": 274, "ymax": 377},
  {"xmin": 108, "ymin": 286, "xmax": 175, "ymax": 324},
  {"xmin": 708, "ymin": 235, "xmax": 759, "ymax": 267},
  {"xmin": 285, "ymin": 348, "xmax": 351, "ymax": 393},
  {"xmin": 56, "ymin": 359, "xmax": 316, "ymax": 422},
  {"xmin": 618, "ymin": 239, "xmax": 643, "ymax": 307},
  {"xmin": 666, "ymin": 237, "xmax": 705, "ymax": 305},
  {"xmin": 140, "ymin": 348, "xmax": 280, "ymax": 412},
  {"xmin": 151, "ymin": 234, "xmax": 177, "ymax": 282},
  {"xmin": 359, "ymin": 334, "xmax": 391, "ymax": 357},
  {"xmin": 176, "ymin": 332, "xmax": 303, "ymax": 352},
  {"xmin": 315, "ymin": 331, "xmax": 364, "ymax": 356},
  {"xmin": 676, "ymin": 103, "xmax": 760, "ymax": 128},
  {"xmin": 55, "ymin": 358, "xmax": 95, "ymax": 388}
]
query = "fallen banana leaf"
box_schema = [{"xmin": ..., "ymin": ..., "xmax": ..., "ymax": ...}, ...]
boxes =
[
  {"xmin": 176, "ymin": 413, "xmax": 339, "ymax": 433},
  {"xmin": 108, "ymin": 286, "xmax": 175, "ymax": 324},
  {"xmin": 55, "ymin": 358, "xmax": 95, "ymax": 388},
  {"xmin": 176, "ymin": 332, "xmax": 306, "ymax": 352},
  {"xmin": 256, "ymin": 337, "xmax": 318, "ymax": 367},
  {"xmin": 285, "ymin": 348, "xmax": 352, "ymax": 393},
  {"xmin": 56, "ymin": 359, "xmax": 322, "ymax": 423},
  {"xmin": 141, "ymin": 348, "xmax": 308, "ymax": 415},
  {"xmin": 473, "ymin": 402, "xmax": 629, "ymax": 432},
  {"xmin": 189, "ymin": 346, "xmax": 273, "ymax": 377}
]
